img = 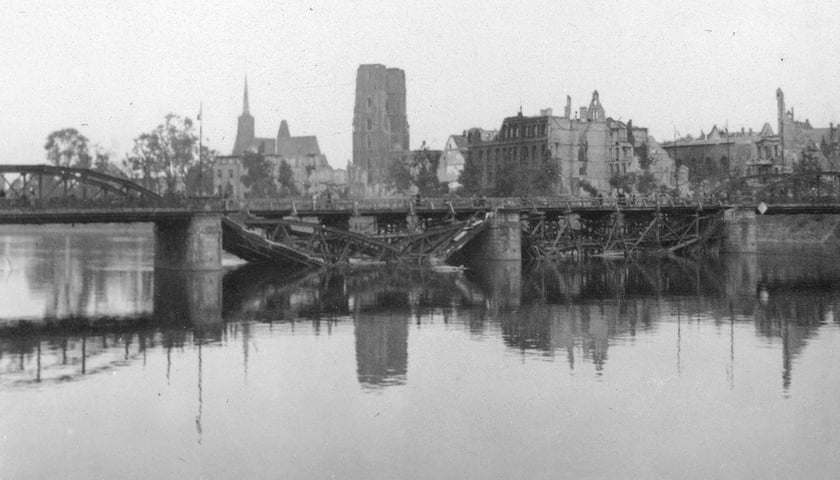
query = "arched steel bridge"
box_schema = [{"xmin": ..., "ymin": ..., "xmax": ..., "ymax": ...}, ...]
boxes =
[
  {"xmin": 12, "ymin": 165, "xmax": 840, "ymax": 265},
  {"xmin": 0, "ymin": 165, "xmax": 492, "ymax": 267}
]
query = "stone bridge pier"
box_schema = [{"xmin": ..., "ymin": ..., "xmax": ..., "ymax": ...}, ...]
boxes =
[
  {"xmin": 723, "ymin": 209, "xmax": 757, "ymax": 253},
  {"xmin": 154, "ymin": 214, "xmax": 223, "ymax": 271},
  {"xmin": 466, "ymin": 209, "xmax": 522, "ymax": 262}
]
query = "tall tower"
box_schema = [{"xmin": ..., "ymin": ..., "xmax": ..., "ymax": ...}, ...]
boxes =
[
  {"xmin": 232, "ymin": 77, "xmax": 255, "ymax": 155},
  {"xmin": 352, "ymin": 64, "xmax": 409, "ymax": 186},
  {"xmin": 776, "ymin": 88, "xmax": 785, "ymax": 166}
]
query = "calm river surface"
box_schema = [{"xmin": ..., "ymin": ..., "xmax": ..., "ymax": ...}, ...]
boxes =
[{"xmin": 1, "ymin": 225, "xmax": 840, "ymax": 479}]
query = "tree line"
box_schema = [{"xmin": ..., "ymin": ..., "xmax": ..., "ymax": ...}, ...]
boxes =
[{"xmin": 43, "ymin": 113, "xmax": 215, "ymax": 196}]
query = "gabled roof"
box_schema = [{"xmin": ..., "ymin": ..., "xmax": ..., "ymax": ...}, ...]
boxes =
[
  {"xmin": 276, "ymin": 136, "xmax": 321, "ymax": 157},
  {"xmin": 759, "ymin": 123, "xmax": 775, "ymax": 137}
]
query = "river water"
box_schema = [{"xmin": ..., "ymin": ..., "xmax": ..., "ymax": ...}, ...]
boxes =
[{"xmin": 1, "ymin": 225, "xmax": 839, "ymax": 479}]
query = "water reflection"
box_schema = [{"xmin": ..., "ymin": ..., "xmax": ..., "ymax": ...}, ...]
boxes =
[
  {"xmin": 1, "ymin": 227, "xmax": 840, "ymax": 395},
  {"xmin": 5, "ymin": 229, "xmax": 840, "ymax": 479}
]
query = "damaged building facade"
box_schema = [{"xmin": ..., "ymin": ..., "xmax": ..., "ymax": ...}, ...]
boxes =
[
  {"xmin": 663, "ymin": 88, "xmax": 840, "ymax": 190},
  {"xmin": 463, "ymin": 91, "xmax": 673, "ymax": 195}
]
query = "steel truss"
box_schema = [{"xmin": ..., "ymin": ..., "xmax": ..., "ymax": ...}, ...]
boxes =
[
  {"xmin": 243, "ymin": 212, "xmax": 490, "ymax": 266},
  {"xmin": 0, "ymin": 164, "xmax": 161, "ymax": 206},
  {"xmin": 522, "ymin": 208, "xmax": 724, "ymax": 260}
]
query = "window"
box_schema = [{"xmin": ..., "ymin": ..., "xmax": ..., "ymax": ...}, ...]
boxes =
[
  {"xmin": 367, "ymin": 136, "xmax": 371, "ymax": 149},
  {"xmin": 367, "ymin": 97, "xmax": 372, "ymax": 108},
  {"xmin": 366, "ymin": 118, "xmax": 372, "ymax": 130},
  {"xmin": 217, "ymin": 169, "xmax": 222, "ymax": 178},
  {"xmin": 228, "ymin": 169, "xmax": 234, "ymax": 178}
]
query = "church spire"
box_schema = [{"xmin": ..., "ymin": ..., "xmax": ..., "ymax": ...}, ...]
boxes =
[{"xmin": 242, "ymin": 77, "xmax": 250, "ymax": 115}]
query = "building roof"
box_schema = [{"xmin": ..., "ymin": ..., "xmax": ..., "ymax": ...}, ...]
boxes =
[
  {"xmin": 276, "ymin": 136, "xmax": 322, "ymax": 157},
  {"xmin": 450, "ymin": 135, "xmax": 468, "ymax": 149},
  {"xmin": 249, "ymin": 137, "xmax": 276, "ymax": 154}
]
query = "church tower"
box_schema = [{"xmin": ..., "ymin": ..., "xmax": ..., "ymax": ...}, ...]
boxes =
[
  {"xmin": 232, "ymin": 78, "xmax": 255, "ymax": 155},
  {"xmin": 352, "ymin": 64, "xmax": 409, "ymax": 186}
]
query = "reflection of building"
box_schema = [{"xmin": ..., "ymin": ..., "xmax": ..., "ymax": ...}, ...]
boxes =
[
  {"xmin": 354, "ymin": 314, "xmax": 408, "ymax": 388},
  {"xmin": 351, "ymin": 64, "xmax": 410, "ymax": 196},
  {"xmin": 465, "ymin": 91, "xmax": 673, "ymax": 194},
  {"xmin": 218, "ymin": 79, "xmax": 346, "ymax": 198}
]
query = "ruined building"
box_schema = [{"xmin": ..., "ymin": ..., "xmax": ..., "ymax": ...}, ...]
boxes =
[
  {"xmin": 463, "ymin": 91, "xmax": 673, "ymax": 194},
  {"xmin": 663, "ymin": 88, "xmax": 840, "ymax": 189},
  {"xmin": 351, "ymin": 64, "xmax": 410, "ymax": 193}
]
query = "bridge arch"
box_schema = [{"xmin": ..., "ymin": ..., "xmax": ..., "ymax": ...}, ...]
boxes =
[{"xmin": 0, "ymin": 164, "xmax": 162, "ymax": 205}]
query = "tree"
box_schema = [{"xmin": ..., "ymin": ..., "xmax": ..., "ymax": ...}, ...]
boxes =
[
  {"xmin": 123, "ymin": 114, "xmax": 197, "ymax": 194},
  {"xmin": 609, "ymin": 171, "xmax": 661, "ymax": 195},
  {"xmin": 184, "ymin": 146, "xmax": 217, "ymax": 195},
  {"xmin": 241, "ymin": 151, "xmax": 278, "ymax": 198},
  {"xmin": 795, "ymin": 146, "xmax": 825, "ymax": 173},
  {"xmin": 277, "ymin": 159, "xmax": 300, "ymax": 197},
  {"xmin": 91, "ymin": 146, "xmax": 126, "ymax": 178},
  {"xmin": 387, "ymin": 141, "xmax": 444, "ymax": 196},
  {"xmin": 458, "ymin": 152, "xmax": 484, "ymax": 195},
  {"xmin": 44, "ymin": 128, "xmax": 92, "ymax": 168}
]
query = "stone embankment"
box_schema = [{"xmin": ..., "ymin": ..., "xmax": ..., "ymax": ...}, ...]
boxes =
[{"xmin": 757, "ymin": 214, "xmax": 840, "ymax": 244}]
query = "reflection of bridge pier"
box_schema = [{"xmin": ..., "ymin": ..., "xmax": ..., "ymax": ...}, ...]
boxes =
[
  {"xmin": 468, "ymin": 260, "xmax": 522, "ymax": 309},
  {"xmin": 154, "ymin": 269, "xmax": 223, "ymax": 338}
]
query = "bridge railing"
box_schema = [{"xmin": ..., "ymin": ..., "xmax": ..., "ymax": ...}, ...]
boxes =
[
  {"xmin": 0, "ymin": 194, "xmax": 727, "ymax": 213},
  {"xmin": 224, "ymin": 195, "xmax": 726, "ymax": 213}
]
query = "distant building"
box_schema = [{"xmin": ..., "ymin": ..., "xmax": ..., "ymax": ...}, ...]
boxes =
[
  {"xmin": 662, "ymin": 123, "xmax": 783, "ymax": 188},
  {"xmin": 212, "ymin": 154, "xmax": 346, "ymax": 199},
  {"xmin": 216, "ymin": 79, "xmax": 345, "ymax": 198},
  {"xmin": 351, "ymin": 64, "xmax": 410, "ymax": 195},
  {"xmin": 437, "ymin": 134, "xmax": 469, "ymax": 189},
  {"xmin": 464, "ymin": 91, "xmax": 673, "ymax": 194},
  {"xmin": 776, "ymin": 88, "xmax": 839, "ymax": 166},
  {"xmin": 662, "ymin": 89, "xmax": 840, "ymax": 188}
]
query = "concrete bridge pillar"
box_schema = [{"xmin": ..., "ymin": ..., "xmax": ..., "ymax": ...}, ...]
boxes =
[
  {"xmin": 154, "ymin": 214, "xmax": 222, "ymax": 271},
  {"xmin": 723, "ymin": 209, "xmax": 757, "ymax": 253},
  {"xmin": 468, "ymin": 209, "xmax": 522, "ymax": 262}
]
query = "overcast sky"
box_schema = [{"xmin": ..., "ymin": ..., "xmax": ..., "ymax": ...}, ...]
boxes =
[{"xmin": 2, "ymin": 0, "xmax": 837, "ymax": 168}]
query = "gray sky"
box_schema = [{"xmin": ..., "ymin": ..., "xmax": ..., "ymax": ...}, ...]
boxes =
[{"xmin": 2, "ymin": 0, "xmax": 837, "ymax": 168}]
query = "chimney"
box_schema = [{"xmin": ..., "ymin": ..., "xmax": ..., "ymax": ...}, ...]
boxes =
[
  {"xmin": 564, "ymin": 95, "xmax": 571, "ymax": 118},
  {"xmin": 540, "ymin": 108, "xmax": 553, "ymax": 116}
]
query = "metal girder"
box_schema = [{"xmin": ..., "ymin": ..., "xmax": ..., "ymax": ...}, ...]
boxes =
[{"xmin": 521, "ymin": 208, "xmax": 725, "ymax": 260}]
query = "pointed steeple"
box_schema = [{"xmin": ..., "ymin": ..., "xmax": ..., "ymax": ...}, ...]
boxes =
[
  {"xmin": 233, "ymin": 76, "xmax": 255, "ymax": 155},
  {"xmin": 242, "ymin": 77, "xmax": 250, "ymax": 115}
]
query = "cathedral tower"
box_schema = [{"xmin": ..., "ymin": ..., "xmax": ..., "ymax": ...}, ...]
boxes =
[
  {"xmin": 352, "ymin": 64, "xmax": 409, "ymax": 186},
  {"xmin": 232, "ymin": 78, "xmax": 255, "ymax": 155}
]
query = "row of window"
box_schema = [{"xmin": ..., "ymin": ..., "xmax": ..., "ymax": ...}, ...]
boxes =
[
  {"xmin": 499, "ymin": 122, "xmax": 547, "ymax": 141},
  {"xmin": 608, "ymin": 163, "xmax": 628, "ymax": 175},
  {"xmin": 674, "ymin": 157, "xmax": 730, "ymax": 173},
  {"xmin": 610, "ymin": 147, "xmax": 633, "ymax": 162},
  {"xmin": 217, "ymin": 169, "xmax": 235, "ymax": 179},
  {"xmin": 471, "ymin": 143, "xmax": 549, "ymax": 165}
]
